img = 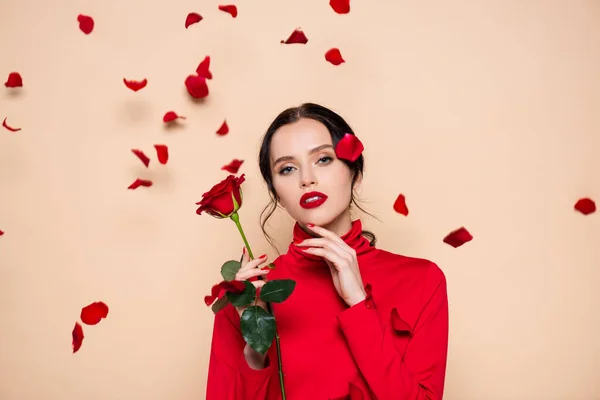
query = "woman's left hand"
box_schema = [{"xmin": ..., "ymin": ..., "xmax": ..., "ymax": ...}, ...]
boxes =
[{"xmin": 296, "ymin": 224, "xmax": 367, "ymax": 307}]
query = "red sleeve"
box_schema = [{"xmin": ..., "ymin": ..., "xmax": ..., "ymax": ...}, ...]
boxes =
[
  {"xmin": 206, "ymin": 303, "xmax": 277, "ymax": 400},
  {"xmin": 337, "ymin": 264, "xmax": 449, "ymax": 400}
]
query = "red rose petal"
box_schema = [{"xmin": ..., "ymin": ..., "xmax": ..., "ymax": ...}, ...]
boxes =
[
  {"xmin": 154, "ymin": 144, "xmax": 169, "ymax": 165},
  {"xmin": 330, "ymin": 0, "xmax": 350, "ymax": 14},
  {"xmin": 443, "ymin": 227, "xmax": 473, "ymax": 248},
  {"xmin": 216, "ymin": 120, "xmax": 229, "ymax": 135},
  {"xmin": 185, "ymin": 12, "xmax": 203, "ymax": 28},
  {"xmin": 80, "ymin": 301, "xmax": 109, "ymax": 325},
  {"xmin": 281, "ymin": 28, "xmax": 308, "ymax": 44},
  {"xmin": 163, "ymin": 111, "xmax": 186, "ymax": 123},
  {"xmin": 204, "ymin": 280, "xmax": 246, "ymax": 307},
  {"xmin": 77, "ymin": 14, "xmax": 94, "ymax": 34},
  {"xmin": 574, "ymin": 197, "xmax": 596, "ymax": 215},
  {"xmin": 128, "ymin": 178, "xmax": 153, "ymax": 190},
  {"xmin": 123, "ymin": 78, "xmax": 147, "ymax": 92},
  {"xmin": 393, "ymin": 194, "xmax": 409, "ymax": 216},
  {"xmin": 0, "ymin": 230, "xmax": 4, "ymax": 236},
  {"xmin": 204, "ymin": 295, "xmax": 217, "ymax": 306},
  {"xmin": 335, "ymin": 133, "xmax": 364, "ymax": 162},
  {"xmin": 2, "ymin": 118, "xmax": 21, "ymax": 132},
  {"xmin": 391, "ymin": 308, "xmax": 412, "ymax": 334},
  {"xmin": 185, "ymin": 75, "xmax": 209, "ymax": 98},
  {"xmin": 325, "ymin": 48, "xmax": 345, "ymax": 65},
  {"xmin": 72, "ymin": 322, "xmax": 84, "ymax": 353},
  {"xmin": 220, "ymin": 280, "xmax": 246, "ymax": 294},
  {"xmin": 131, "ymin": 149, "xmax": 150, "ymax": 167},
  {"xmin": 196, "ymin": 56, "xmax": 213, "ymax": 80},
  {"xmin": 4, "ymin": 72, "xmax": 22, "ymax": 88},
  {"xmin": 218, "ymin": 5, "xmax": 238, "ymax": 18},
  {"xmin": 221, "ymin": 159, "xmax": 244, "ymax": 174}
]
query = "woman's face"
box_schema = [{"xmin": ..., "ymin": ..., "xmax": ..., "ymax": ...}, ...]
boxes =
[{"xmin": 269, "ymin": 118, "xmax": 359, "ymax": 234}]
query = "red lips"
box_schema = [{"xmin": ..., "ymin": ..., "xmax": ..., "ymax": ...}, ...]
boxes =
[{"xmin": 300, "ymin": 191, "xmax": 328, "ymax": 209}]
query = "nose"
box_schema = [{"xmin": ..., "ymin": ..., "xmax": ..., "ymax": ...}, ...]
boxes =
[{"xmin": 299, "ymin": 170, "xmax": 317, "ymax": 188}]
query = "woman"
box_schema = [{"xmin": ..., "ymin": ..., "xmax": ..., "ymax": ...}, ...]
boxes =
[{"xmin": 206, "ymin": 103, "xmax": 449, "ymax": 400}]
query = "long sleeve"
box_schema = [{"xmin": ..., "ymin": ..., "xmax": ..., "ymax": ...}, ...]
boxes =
[
  {"xmin": 337, "ymin": 265, "xmax": 449, "ymax": 400},
  {"xmin": 206, "ymin": 303, "xmax": 277, "ymax": 400}
]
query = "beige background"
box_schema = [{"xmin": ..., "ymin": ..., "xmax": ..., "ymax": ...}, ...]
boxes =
[{"xmin": 1, "ymin": 0, "xmax": 599, "ymax": 399}]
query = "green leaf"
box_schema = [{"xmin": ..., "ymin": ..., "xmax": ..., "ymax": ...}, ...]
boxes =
[
  {"xmin": 259, "ymin": 279, "xmax": 296, "ymax": 303},
  {"xmin": 226, "ymin": 281, "xmax": 256, "ymax": 307},
  {"xmin": 220, "ymin": 260, "xmax": 242, "ymax": 282},
  {"xmin": 211, "ymin": 296, "xmax": 230, "ymax": 314},
  {"xmin": 240, "ymin": 306, "xmax": 276, "ymax": 355}
]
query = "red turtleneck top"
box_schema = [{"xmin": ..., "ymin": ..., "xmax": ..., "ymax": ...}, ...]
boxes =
[{"xmin": 206, "ymin": 220, "xmax": 449, "ymax": 400}]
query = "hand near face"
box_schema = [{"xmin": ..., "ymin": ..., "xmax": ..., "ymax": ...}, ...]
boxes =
[{"xmin": 295, "ymin": 224, "xmax": 367, "ymax": 307}]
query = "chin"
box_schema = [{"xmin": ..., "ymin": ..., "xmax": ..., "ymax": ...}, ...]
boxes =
[{"xmin": 295, "ymin": 205, "xmax": 342, "ymax": 227}]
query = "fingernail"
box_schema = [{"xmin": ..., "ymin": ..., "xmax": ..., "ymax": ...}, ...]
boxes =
[
  {"xmin": 242, "ymin": 247, "xmax": 246, "ymax": 255},
  {"xmin": 293, "ymin": 239, "xmax": 302, "ymax": 245},
  {"xmin": 259, "ymin": 254, "xmax": 267, "ymax": 259},
  {"xmin": 260, "ymin": 266, "xmax": 271, "ymax": 271},
  {"xmin": 307, "ymin": 223, "xmax": 314, "ymax": 228}
]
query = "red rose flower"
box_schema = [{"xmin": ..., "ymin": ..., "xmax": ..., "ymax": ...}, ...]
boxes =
[{"xmin": 196, "ymin": 174, "xmax": 245, "ymax": 218}]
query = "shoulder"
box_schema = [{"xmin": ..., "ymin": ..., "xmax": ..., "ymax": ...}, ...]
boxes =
[
  {"xmin": 371, "ymin": 248, "xmax": 445, "ymax": 285},
  {"xmin": 364, "ymin": 249, "xmax": 446, "ymax": 305}
]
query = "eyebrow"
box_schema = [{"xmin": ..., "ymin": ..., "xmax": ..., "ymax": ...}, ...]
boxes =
[{"xmin": 272, "ymin": 144, "xmax": 334, "ymax": 168}]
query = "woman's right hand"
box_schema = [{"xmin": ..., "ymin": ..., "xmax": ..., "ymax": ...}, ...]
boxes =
[{"xmin": 234, "ymin": 247, "xmax": 271, "ymax": 318}]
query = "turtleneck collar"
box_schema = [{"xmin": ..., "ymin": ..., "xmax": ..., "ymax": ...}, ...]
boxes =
[{"xmin": 284, "ymin": 219, "xmax": 377, "ymax": 270}]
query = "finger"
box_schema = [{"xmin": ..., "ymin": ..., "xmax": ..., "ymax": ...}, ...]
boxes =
[
  {"xmin": 240, "ymin": 247, "xmax": 250, "ymax": 268},
  {"xmin": 298, "ymin": 238, "xmax": 350, "ymax": 260},
  {"xmin": 304, "ymin": 224, "xmax": 346, "ymax": 245},
  {"xmin": 295, "ymin": 237, "xmax": 349, "ymax": 255},
  {"xmin": 300, "ymin": 247, "xmax": 347, "ymax": 270},
  {"xmin": 240, "ymin": 253, "xmax": 268, "ymax": 271},
  {"xmin": 237, "ymin": 266, "xmax": 270, "ymax": 281}
]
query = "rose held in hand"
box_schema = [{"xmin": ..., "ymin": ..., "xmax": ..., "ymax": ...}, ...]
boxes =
[
  {"xmin": 197, "ymin": 173, "xmax": 296, "ymax": 398},
  {"xmin": 195, "ymin": 174, "xmax": 245, "ymax": 218},
  {"xmin": 232, "ymin": 249, "xmax": 271, "ymax": 318}
]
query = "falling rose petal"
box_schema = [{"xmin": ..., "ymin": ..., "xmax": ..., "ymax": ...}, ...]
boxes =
[
  {"xmin": 131, "ymin": 149, "xmax": 150, "ymax": 167},
  {"xmin": 221, "ymin": 159, "xmax": 244, "ymax": 174},
  {"xmin": 280, "ymin": 28, "xmax": 308, "ymax": 44},
  {"xmin": 218, "ymin": 5, "xmax": 238, "ymax": 18},
  {"xmin": 574, "ymin": 197, "xmax": 596, "ymax": 215},
  {"xmin": 4, "ymin": 72, "xmax": 23, "ymax": 88},
  {"xmin": 335, "ymin": 133, "xmax": 364, "ymax": 162},
  {"xmin": 393, "ymin": 194, "xmax": 409, "ymax": 216},
  {"xmin": 216, "ymin": 120, "xmax": 229, "ymax": 135},
  {"xmin": 123, "ymin": 78, "xmax": 147, "ymax": 92},
  {"xmin": 330, "ymin": 0, "xmax": 350, "ymax": 14},
  {"xmin": 325, "ymin": 48, "xmax": 345, "ymax": 65},
  {"xmin": 196, "ymin": 56, "xmax": 213, "ymax": 79},
  {"xmin": 2, "ymin": 118, "xmax": 21, "ymax": 132},
  {"xmin": 77, "ymin": 14, "xmax": 94, "ymax": 34},
  {"xmin": 154, "ymin": 144, "xmax": 169, "ymax": 164},
  {"xmin": 128, "ymin": 178, "xmax": 153, "ymax": 190},
  {"xmin": 163, "ymin": 111, "xmax": 186, "ymax": 123},
  {"xmin": 72, "ymin": 322, "xmax": 84, "ymax": 353},
  {"xmin": 185, "ymin": 12, "xmax": 203, "ymax": 28},
  {"xmin": 0, "ymin": 230, "xmax": 4, "ymax": 236},
  {"xmin": 185, "ymin": 75, "xmax": 209, "ymax": 98},
  {"xmin": 443, "ymin": 227, "xmax": 473, "ymax": 248},
  {"xmin": 80, "ymin": 301, "xmax": 109, "ymax": 325}
]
